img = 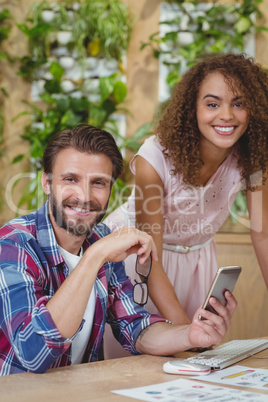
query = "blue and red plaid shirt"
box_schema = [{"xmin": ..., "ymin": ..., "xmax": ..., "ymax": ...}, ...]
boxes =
[{"xmin": 0, "ymin": 202, "xmax": 165, "ymax": 375}]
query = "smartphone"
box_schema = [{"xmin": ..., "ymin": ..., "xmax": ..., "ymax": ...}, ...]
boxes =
[{"xmin": 199, "ymin": 266, "xmax": 242, "ymax": 320}]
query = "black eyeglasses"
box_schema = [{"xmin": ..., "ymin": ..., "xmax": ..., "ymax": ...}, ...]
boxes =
[{"xmin": 133, "ymin": 254, "xmax": 152, "ymax": 306}]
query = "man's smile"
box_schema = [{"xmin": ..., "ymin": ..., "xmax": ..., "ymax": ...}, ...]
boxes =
[{"xmin": 65, "ymin": 203, "xmax": 100, "ymax": 216}]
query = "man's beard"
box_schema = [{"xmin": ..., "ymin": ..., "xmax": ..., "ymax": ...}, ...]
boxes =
[{"xmin": 49, "ymin": 193, "xmax": 108, "ymax": 237}]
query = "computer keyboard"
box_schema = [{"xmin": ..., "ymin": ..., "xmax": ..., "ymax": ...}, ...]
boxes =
[{"xmin": 186, "ymin": 339, "xmax": 268, "ymax": 370}]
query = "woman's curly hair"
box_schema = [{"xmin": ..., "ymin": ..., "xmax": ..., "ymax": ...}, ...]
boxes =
[{"xmin": 155, "ymin": 53, "xmax": 268, "ymax": 190}]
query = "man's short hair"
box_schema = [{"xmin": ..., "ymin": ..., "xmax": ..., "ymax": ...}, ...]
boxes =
[{"xmin": 42, "ymin": 124, "xmax": 123, "ymax": 180}]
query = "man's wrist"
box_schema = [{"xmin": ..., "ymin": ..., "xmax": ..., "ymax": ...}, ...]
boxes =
[{"xmin": 83, "ymin": 241, "xmax": 107, "ymax": 269}]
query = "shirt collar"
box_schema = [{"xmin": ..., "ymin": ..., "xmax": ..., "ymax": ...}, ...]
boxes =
[{"xmin": 36, "ymin": 202, "xmax": 64, "ymax": 267}]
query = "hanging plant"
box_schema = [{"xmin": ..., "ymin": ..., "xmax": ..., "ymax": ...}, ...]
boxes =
[
  {"xmin": 73, "ymin": 0, "xmax": 132, "ymax": 60},
  {"xmin": 0, "ymin": 6, "xmax": 12, "ymax": 211},
  {"xmin": 17, "ymin": 0, "xmax": 133, "ymax": 82},
  {"xmin": 0, "ymin": 8, "xmax": 11, "ymax": 59},
  {"xmin": 141, "ymin": 0, "xmax": 268, "ymax": 95}
]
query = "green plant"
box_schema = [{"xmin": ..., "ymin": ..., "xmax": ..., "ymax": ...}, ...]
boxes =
[
  {"xmin": 142, "ymin": 0, "xmax": 268, "ymax": 92},
  {"xmin": 0, "ymin": 8, "xmax": 11, "ymax": 60},
  {"xmin": 14, "ymin": 73, "xmax": 131, "ymax": 162},
  {"xmin": 74, "ymin": 0, "xmax": 133, "ymax": 60},
  {"xmin": 0, "ymin": 7, "xmax": 12, "ymax": 210},
  {"xmin": 17, "ymin": 0, "xmax": 133, "ymax": 81},
  {"xmin": 0, "ymin": 7, "xmax": 11, "ymax": 144}
]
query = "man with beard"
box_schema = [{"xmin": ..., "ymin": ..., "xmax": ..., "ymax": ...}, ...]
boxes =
[{"xmin": 0, "ymin": 124, "xmax": 237, "ymax": 375}]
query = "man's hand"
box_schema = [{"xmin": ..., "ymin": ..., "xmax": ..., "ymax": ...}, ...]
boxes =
[
  {"xmin": 93, "ymin": 225, "xmax": 158, "ymax": 266},
  {"xmin": 136, "ymin": 292, "xmax": 237, "ymax": 355}
]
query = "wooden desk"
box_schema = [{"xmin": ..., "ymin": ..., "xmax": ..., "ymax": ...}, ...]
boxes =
[{"xmin": 1, "ymin": 348, "xmax": 268, "ymax": 402}]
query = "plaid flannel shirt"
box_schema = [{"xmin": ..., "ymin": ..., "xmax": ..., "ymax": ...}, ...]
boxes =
[{"xmin": 0, "ymin": 202, "xmax": 165, "ymax": 375}]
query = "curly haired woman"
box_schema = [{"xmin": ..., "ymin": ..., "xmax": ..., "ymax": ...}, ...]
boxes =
[{"xmin": 104, "ymin": 53, "xmax": 268, "ymax": 358}]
